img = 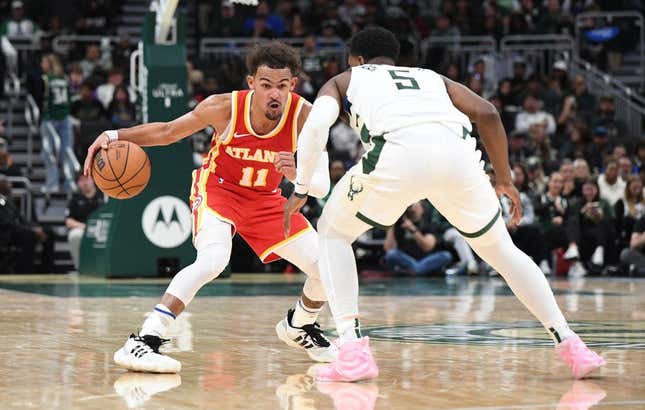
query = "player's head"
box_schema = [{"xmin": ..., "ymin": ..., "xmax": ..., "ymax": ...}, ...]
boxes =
[
  {"xmin": 348, "ymin": 26, "xmax": 400, "ymax": 67},
  {"xmin": 246, "ymin": 41, "xmax": 300, "ymax": 121}
]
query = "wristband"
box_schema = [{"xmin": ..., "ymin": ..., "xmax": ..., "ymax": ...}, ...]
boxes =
[
  {"xmin": 294, "ymin": 191, "xmax": 307, "ymax": 199},
  {"xmin": 105, "ymin": 130, "xmax": 119, "ymax": 142}
]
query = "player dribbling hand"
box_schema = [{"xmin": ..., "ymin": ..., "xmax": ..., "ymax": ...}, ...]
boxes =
[{"xmin": 83, "ymin": 132, "xmax": 111, "ymax": 177}]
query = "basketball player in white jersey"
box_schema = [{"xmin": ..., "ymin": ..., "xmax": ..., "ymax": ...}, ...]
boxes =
[{"xmin": 284, "ymin": 27, "xmax": 605, "ymax": 382}]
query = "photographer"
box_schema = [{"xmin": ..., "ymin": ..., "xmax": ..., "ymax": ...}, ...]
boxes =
[{"xmin": 383, "ymin": 202, "xmax": 452, "ymax": 276}]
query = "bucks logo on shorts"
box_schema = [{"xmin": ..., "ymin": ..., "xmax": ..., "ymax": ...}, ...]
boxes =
[{"xmin": 347, "ymin": 176, "xmax": 364, "ymax": 201}]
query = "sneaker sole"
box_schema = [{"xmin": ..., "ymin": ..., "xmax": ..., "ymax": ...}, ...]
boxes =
[{"xmin": 113, "ymin": 350, "xmax": 181, "ymax": 373}]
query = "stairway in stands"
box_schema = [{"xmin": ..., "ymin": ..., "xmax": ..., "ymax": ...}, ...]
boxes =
[
  {"xmin": 1, "ymin": 90, "xmax": 74, "ymax": 273},
  {"xmin": 117, "ymin": 0, "xmax": 198, "ymax": 58}
]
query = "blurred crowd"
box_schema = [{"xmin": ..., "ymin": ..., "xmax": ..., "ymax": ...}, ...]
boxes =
[{"xmin": 1, "ymin": 0, "xmax": 645, "ymax": 275}]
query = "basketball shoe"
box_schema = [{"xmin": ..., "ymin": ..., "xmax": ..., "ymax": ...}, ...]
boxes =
[
  {"xmin": 276, "ymin": 309, "xmax": 338, "ymax": 363},
  {"xmin": 114, "ymin": 373, "xmax": 182, "ymax": 409},
  {"xmin": 316, "ymin": 337, "xmax": 379, "ymax": 382},
  {"xmin": 557, "ymin": 335, "xmax": 606, "ymax": 379},
  {"xmin": 114, "ymin": 333, "xmax": 181, "ymax": 373}
]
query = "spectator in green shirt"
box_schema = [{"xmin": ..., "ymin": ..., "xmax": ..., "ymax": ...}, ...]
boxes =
[{"xmin": 40, "ymin": 53, "xmax": 73, "ymax": 193}]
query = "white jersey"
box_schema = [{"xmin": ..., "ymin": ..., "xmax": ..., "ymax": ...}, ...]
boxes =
[{"xmin": 345, "ymin": 64, "xmax": 472, "ymax": 147}]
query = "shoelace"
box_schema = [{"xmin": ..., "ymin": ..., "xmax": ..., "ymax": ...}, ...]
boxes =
[
  {"xmin": 300, "ymin": 323, "xmax": 331, "ymax": 347},
  {"xmin": 130, "ymin": 333, "xmax": 170, "ymax": 357}
]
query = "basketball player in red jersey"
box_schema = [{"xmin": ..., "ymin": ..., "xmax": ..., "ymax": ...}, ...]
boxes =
[{"xmin": 83, "ymin": 42, "xmax": 337, "ymax": 373}]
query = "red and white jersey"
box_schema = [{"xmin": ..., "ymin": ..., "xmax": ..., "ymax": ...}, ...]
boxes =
[{"xmin": 201, "ymin": 90, "xmax": 306, "ymax": 192}]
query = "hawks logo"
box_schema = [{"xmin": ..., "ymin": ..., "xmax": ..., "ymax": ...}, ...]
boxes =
[{"xmin": 363, "ymin": 321, "xmax": 645, "ymax": 349}]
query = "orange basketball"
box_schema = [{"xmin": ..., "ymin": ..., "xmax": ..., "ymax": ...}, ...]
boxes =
[{"xmin": 92, "ymin": 141, "xmax": 151, "ymax": 199}]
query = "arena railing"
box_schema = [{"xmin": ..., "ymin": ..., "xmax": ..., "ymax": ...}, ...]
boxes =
[
  {"xmin": 500, "ymin": 34, "xmax": 575, "ymax": 77},
  {"xmin": 569, "ymin": 55, "xmax": 645, "ymax": 139},
  {"xmin": 419, "ymin": 35, "xmax": 497, "ymax": 75},
  {"xmin": 24, "ymin": 94, "xmax": 39, "ymax": 174},
  {"xmin": 43, "ymin": 120, "xmax": 80, "ymax": 194},
  {"xmin": 199, "ymin": 37, "xmax": 348, "ymax": 66},
  {"xmin": 575, "ymin": 11, "xmax": 644, "ymax": 91},
  {"xmin": 52, "ymin": 35, "xmax": 120, "ymax": 57},
  {"xmin": 7, "ymin": 176, "xmax": 32, "ymax": 223}
]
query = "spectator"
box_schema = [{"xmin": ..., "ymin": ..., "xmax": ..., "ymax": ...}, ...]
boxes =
[
  {"xmin": 514, "ymin": 94, "xmax": 556, "ymax": 136},
  {"xmin": 71, "ymin": 81, "xmax": 105, "ymax": 122},
  {"xmin": 106, "ymin": 85, "xmax": 137, "ymax": 128},
  {"xmin": 595, "ymin": 95, "xmax": 626, "ymax": 143},
  {"xmin": 586, "ymin": 126, "xmax": 613, "ymax": 172},
  {"xmin": 570, "ymin": 75, "xmax": 596, "ymax": 123},
  {"xmin": 620, "ymin": 215, "xmax": 645, "ymax": 276},
  {"xmin": 68, "ymin": 64, "xmax": 85, "ymax": 102},
  {"xmin": 619, "ymin": 155, "xmax": 634, "ymax": 182},
  {"xmin": 598, "ymin": 157, "xmax": 626, "ymax": 206},
  {"xmin": 0, "ymin": 1, "xmax": 37, "ymax": 37},
  {"xmin": 570, "ymin": 158, "xmax": 591, "ymax": 200},
  {"xmin": 96, "ymin": 68, "xmax": 135, "ymax": 109},
  {"xmin": 633, "ymin": 141, "xmax": 645, "ymax": 173},
  {"xmin": 76, "ymin": 0, "xmax": 111, "ymax": 35},
  {"xmin": 383, "ymin": 202, "xmax": 452, "ymax": 276},
  {"xmin": 40, "ymin": 53, "xmax": 73, "ymax": 193},
  {"xmin": 571, "ymin": 179, "xmax": 617, "ymax": 271},
  {"xmin": 111, "ymin": 31, "xmax": 135, "ymax": 70},
  {"xmin": 559, "ymin": 122, "xmax": 589, "ymax": 161},
  {"xmin": 338, "ymin": 0, "xmax": 366, "ymax": 28},
  {"xmin": 509, "ymin": 58, "xmax": 528, "ymax": 103},
  {"xmin": 614, "ymin": 176, "xmax": 645, "ymax": 250},
  {"xmin": 560, "ymin": 159, "xmax": 577, "ymax": 198},
  {"xmin": 80, "ymin": 43, "xmax": 112, "ymax": 79},
  {"xmin": 0, "ymin": 176, "xmax": 54, "ymax": 273},
  {"xmin": 244, "ymin": 1, "xmax": 285, "ymax": 37},
  {"xmin": 209, "ymin": 1, "xmax": 243, "ymax": 37},
  {"xmin": 508, "ymin": 132, "xmax": 531, "ymax": 165},
  {"xmin": 0, "ymin": 143, "xmax": 21, "ymax": 177},
  {"xmin": 285, "ymin": 13, "xmax": 307, "ymax": 38},
  {"xmin": 329, "ymin": 120, "xmax": 359, "ymax": 164},
  {"xmin": 65, "ymin": 173, "xmax": 104, "ymax": 269},
  {"xmin": 535, "ymin": 172, "xmax": 577, "ymax": 274},
  {"xmin": 301, "ymin": 35, "xmax": 326, "ymax": 91}
]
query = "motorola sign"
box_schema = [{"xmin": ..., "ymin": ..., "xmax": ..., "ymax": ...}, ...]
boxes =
[{"xmin": 142, "ymin": 196, "xmax": 192, "ymax": 248}]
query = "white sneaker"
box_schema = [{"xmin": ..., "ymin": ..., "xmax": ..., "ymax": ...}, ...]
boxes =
[
  {"xmin": 591, "ymin": 246, "xmax": 604, "ymax": 266},
  {"xmin": 276, "ymin": 309, "xmax": 338, "ymax": 363},
  {"xmin": 568, "ymin": 262, "xmax": 587, "ymax": 278},
  {"xmin": 114, "ymin": 334, "xmax": 181, "ymax": 373},
  {"xmin": 564, "ymin": 245, "xmax": 580, "ymax": 260},
  {"xmin": 539, "ymin": 259, "xmax": 552, "ymax": 275},
  {"xmin": 114, "ymin": 373, "xmax": 181, "ymax": 409}
]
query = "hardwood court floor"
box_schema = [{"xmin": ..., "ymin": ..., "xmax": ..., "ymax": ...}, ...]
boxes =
[{"xmin": 0, "ymin": 274, "xmax": 644, "ymax": 409}]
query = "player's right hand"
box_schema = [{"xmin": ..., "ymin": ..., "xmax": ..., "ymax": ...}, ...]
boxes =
[
  {"xmin": 495, "ymin": 181, "xmax": 522, "ymax": 227},
  {"xmin": 83, "ymin": 132, "xmax": 110, "ymax": 177},
  {"xmin": 283, "ymin": 193, "xmax": 307, "ymax": 237}
]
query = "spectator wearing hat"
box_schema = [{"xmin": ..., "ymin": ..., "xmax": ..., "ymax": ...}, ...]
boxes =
[
  {"xmin": 0, "ymin": 1, "xmax": 37, "ymax": 37},
  {"xmin": 586, "ymin": 126, "xmax": 613, "ymax": 172}
]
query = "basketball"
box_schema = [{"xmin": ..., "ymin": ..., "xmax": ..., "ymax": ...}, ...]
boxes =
[{"xmin": 92, "ymin": 141, "xmax": 151, "ymax": 199}]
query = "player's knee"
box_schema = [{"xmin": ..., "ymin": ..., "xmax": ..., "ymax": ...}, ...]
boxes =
[{"xmin": 195, "ymin": 247, "xmax": 230, "ymax": 282}]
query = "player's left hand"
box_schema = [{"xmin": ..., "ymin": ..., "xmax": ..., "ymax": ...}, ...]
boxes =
[
  {"xmin": 495, "ymin": 180, "xmax": 522, "ymax": 227},
  {"xmin": 283, "ymin": 193, "xmax": 307, "ymax": 237},
  {"xmin": 274, "ymin": 151, "xmax": 296, "ymax": 181}
]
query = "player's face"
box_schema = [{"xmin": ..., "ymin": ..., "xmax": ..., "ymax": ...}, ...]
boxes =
[
  {"xmin": 348, "ymin": 54, "xmax": 364, "ymax": 67},
  {"xmin": 247, "ymin": 66, "xmax": 296, "ymax": 121}
]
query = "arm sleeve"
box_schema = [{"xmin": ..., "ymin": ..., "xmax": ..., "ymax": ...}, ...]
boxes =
[
  {"xmin": 294, "ymin": 96, "xmax": 340, "ymax": 195},
  {"xmin": 306, "ymin": 151, "xmax": 330, "ymax": 198}
]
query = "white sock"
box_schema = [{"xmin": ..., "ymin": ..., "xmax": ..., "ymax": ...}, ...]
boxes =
[
  {"xmin": 140, "ymin": 304, "xmax": 176, "ymax": 338},
  {"xmin": 467, "ymin": 219, "xmax": 574, "ymax": 345},
  {"xmin": 337, "ymin": 317, "xmax": 362, "ymax": 341},
  {"xmin": 292, "ymin": 298, "xmax": 322, "ymax": 327}
]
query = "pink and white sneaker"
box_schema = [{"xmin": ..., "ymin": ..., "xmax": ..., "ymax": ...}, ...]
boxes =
[
  {"xmin": 316, "ymin": 337, "xmax": 379, "ymax": 382},
  {"xmin": 557, "ymin": 335, "xmax": 606, "ymax": 379},
  {"xmin": 317, "ymin": 382, "xmax": 379, "ymax": 410}
]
